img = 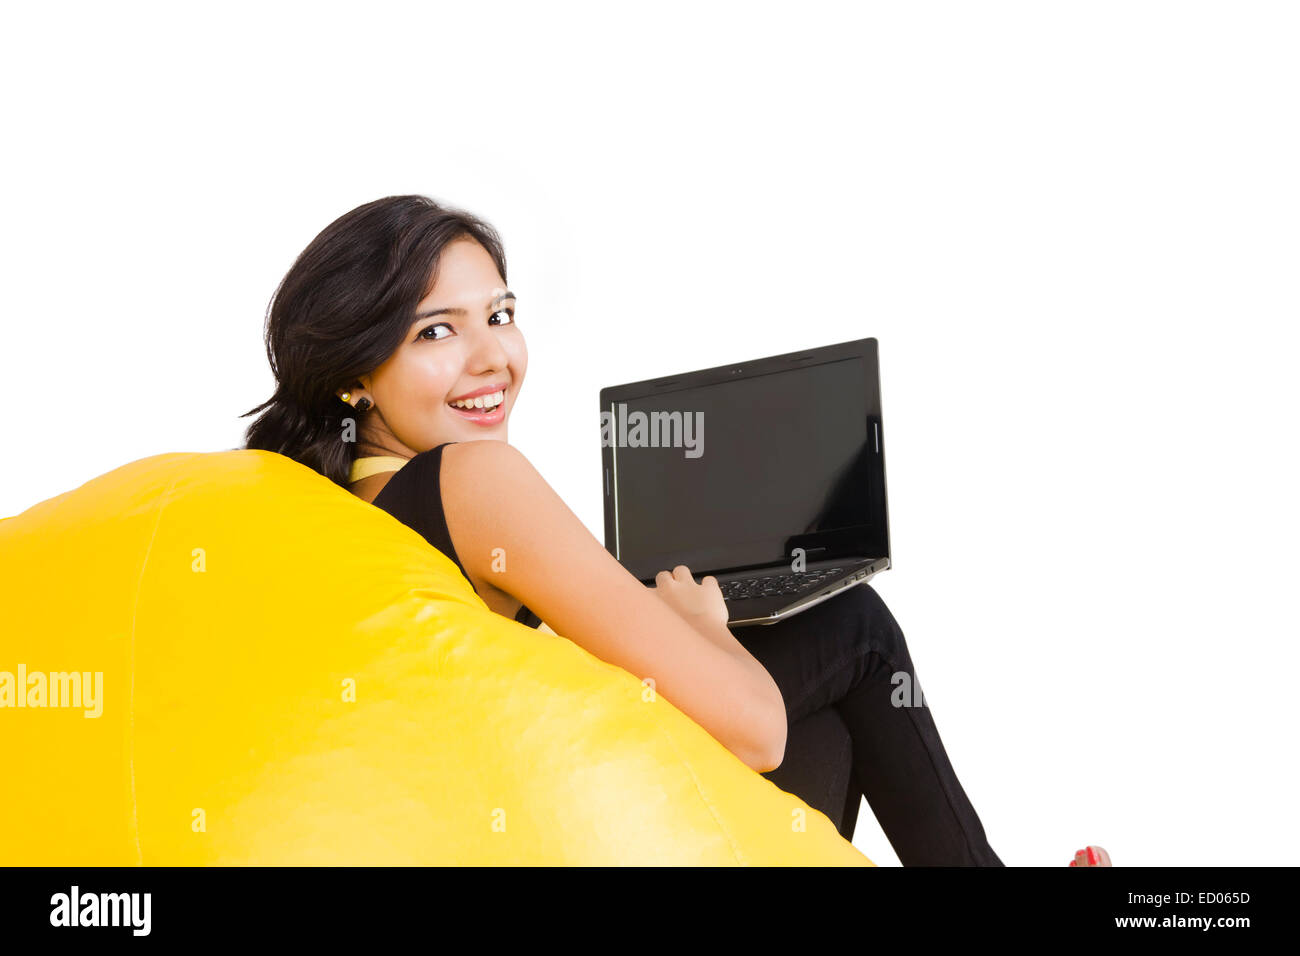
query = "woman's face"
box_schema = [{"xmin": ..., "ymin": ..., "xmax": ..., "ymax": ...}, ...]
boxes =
[{"xmin": 345, "ymin": 237, "xmax": 527, "ymax": 456}]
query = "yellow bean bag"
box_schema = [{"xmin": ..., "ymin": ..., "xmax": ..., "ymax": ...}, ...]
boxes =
[{"xmin": 0, "ymin": 449, "xmax": 872, "ymax": 865}]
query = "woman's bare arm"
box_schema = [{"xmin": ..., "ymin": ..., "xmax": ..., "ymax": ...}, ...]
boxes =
[{"xmin": 439, "ymin": 439, "xmax": 787, "ymax": 772}]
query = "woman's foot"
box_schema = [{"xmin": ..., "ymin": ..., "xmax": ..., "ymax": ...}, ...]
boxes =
[{"xmin": 1069, "ymin": 845, "xmax": 1111, "ymax": 866}]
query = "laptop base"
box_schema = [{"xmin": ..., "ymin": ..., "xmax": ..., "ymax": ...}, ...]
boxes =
[{"xmin": 722, "ymin": 557, "xmax": 890, "ymax": 627}]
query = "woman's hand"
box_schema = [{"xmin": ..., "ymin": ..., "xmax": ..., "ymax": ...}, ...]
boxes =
[{"xmin": 650, "ymin": 565, "xmax": 730, "ymax": 633}]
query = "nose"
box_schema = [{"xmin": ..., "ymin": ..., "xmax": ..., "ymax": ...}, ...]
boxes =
[{"xmin": 463, "ymin": 319, "xmax": 511, "ymax": 376}]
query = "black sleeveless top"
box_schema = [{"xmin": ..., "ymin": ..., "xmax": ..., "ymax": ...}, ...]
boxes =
[{"xmin": 370, "ymin": 442, "xmax": 544, "ymax": 629}]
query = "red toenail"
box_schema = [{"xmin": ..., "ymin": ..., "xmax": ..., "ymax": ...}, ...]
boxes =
[
  {"xmin": 1069, "ymin": 860, "xmax": 1077, "ymax": 866},
  {"xmin": 1087, "ymin": 847, "xmax": 1097, "ymax": 865}
]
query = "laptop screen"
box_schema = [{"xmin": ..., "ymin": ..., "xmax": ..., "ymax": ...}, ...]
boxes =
[{"xmin": 603, "ymin": 342, "xmax": 888, "ymax": 581}]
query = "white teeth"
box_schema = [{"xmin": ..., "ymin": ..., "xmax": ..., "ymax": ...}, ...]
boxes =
[{"xmin": 449, "ymin": 388, "xmax": 505, "ymax": 410}]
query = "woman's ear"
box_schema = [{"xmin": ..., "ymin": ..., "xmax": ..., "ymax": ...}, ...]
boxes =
[
  {"xmin": 337, "ymin": 378, "xmax": 369, "ymax": 404},
  {"xmin": 337, "ymin": 379, "xmax": 375, "ymax": 414}
]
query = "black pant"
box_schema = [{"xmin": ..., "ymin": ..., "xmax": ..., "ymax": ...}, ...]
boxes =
[{"xmin": 731, "ymin": 582, "xmax": 1004, "ymax": 866}]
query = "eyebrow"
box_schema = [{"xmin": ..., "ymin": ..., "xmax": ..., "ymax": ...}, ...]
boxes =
[{"xmin": 414, "ymin": 290, "xmax": 516, "ymax": 320}]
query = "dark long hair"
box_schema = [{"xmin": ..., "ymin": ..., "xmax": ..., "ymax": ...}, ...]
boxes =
[{"xmin": 240, "ymin": 195, "xmax": 508, "ymax": 486}]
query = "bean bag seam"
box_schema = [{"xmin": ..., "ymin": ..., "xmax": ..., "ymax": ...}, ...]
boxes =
[
  {"xmin": 126, "ymin": 453, "xmax": 194, "ymax": 866},
  {"xmin": 640, "ymin": 695, "xmax": 748, "ymax": 865}
]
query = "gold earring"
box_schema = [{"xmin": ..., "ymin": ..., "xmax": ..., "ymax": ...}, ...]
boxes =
[{"xmin": 340, "ymin": 392, "xmax": 351, "ymax": 403}]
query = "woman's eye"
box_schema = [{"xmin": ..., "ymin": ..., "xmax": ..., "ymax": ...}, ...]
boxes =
[
  {"xmin": 418, "ymin": 323, "xmax": 453, "ymax": 341},
  {"xmin": 419, "ymin": 310, "xmax": 512, "ymax": 341}
]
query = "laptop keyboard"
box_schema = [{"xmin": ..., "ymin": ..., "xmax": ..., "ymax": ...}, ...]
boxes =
[{"xmin": 718, "ymin": 567, "xmax": 847, "ymax": 601}]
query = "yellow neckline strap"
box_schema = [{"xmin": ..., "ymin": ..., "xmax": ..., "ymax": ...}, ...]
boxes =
[{"xmin": 348, "ymin": 455, "xmax": 411, "ymax": 484}]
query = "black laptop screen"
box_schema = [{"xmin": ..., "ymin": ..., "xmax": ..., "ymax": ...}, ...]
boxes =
[{"xmin": 606, "ymin": 354, "xmax": 886, "ymax": 580}]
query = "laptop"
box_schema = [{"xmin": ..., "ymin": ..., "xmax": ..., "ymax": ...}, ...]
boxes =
[{"xmin": 599, "ymin": 336, "xmax": 891, "ymax": 626}]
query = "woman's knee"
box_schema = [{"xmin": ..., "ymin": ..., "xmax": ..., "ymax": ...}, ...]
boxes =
[{"xmin": 840, "ymin": 583, "xmax": 908, "ymax": 663}]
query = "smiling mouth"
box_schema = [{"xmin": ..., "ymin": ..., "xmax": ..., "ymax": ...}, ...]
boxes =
[
  {"xmin": 446, "ymin": 386, "xmax": 508, "ymax": 423},
  {"xmin": 447, "ymin": 386, "xmax": 506, "ymax": 411}
]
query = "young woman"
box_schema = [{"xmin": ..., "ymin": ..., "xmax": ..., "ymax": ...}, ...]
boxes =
[{"xmin": 242, "ymin": 194, "xmax": 1110, "ymax": 868}]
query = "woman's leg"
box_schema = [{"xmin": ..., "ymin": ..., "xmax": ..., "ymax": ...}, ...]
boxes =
[{"xmin": 732, "ymin": 582, "xmax": 1004, "ymax": 866}]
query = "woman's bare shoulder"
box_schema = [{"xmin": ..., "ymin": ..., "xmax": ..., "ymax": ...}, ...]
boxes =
[
  {"xmin": 438, "ymin": 440, "xmax": 548, "ymax": 570},
  {"xmin": 440, "ymin": 440, "xmax": 535, "ymax": 485}
]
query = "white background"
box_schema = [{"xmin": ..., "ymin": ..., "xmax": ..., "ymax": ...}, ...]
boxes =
[{"xmin": 3, "ymin": 1, "xmax": 1296, "ymax": 865}]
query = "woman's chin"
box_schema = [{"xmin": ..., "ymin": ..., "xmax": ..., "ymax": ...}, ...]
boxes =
[{"xmin": 441, "ymin": 418, "xmax": 509, "ymax": 445}]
